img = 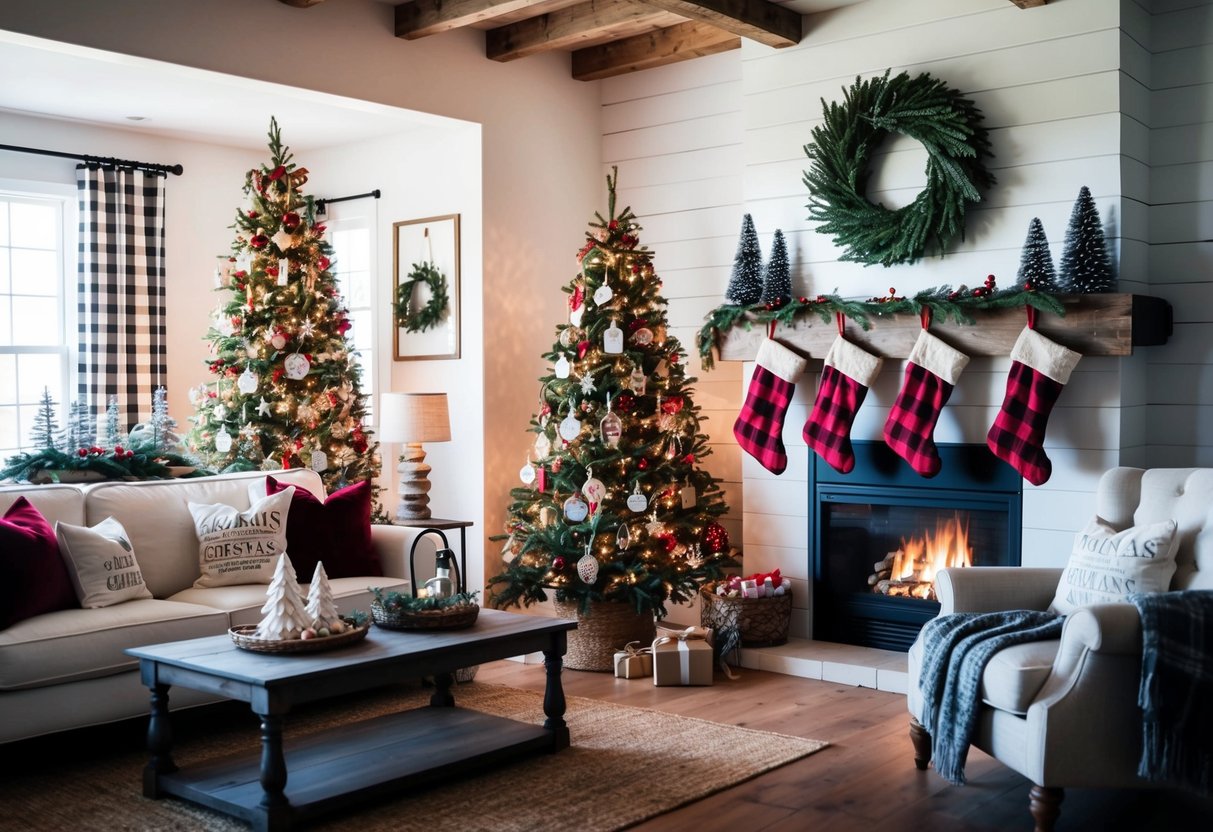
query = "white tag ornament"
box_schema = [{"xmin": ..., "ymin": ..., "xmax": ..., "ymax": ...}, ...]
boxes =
[
  {"xmin": 554, "ymin": 354, "xmax": 571, "ymax": 379},
  {"xmin": 582, "ymin": 469, "xmax": 606, "ymax": 503},
  {"xmin": 577, "ymin": 549, "xmax": 600, "ymax": 584},
  {"xmin": 570, "ymin": 306, "xmax": 584, "ymax": 328},
  {"xmin": 604, "ymin": 319, "xmax": 624, "ymax": 355},
  {"xmin": 593, "ymin": 280, "xmax": 613, "ymax": 306},
  {"xmin": 236, "ymin": 368, "xmax": 259, "ymax": 395},
  {"xmin": 631, "ymin": 327, "xmax": 654, "ymax": 346},
  {"xmin": 629, "ymin": 366, "xmax": 647, "ymax": 395},
  {"xmin": 277, "ymin": 258, "xmax": 289, "ymax": 287},
  {"xmin": 519, "ymin": 458, "xmax": 537, "ymax": 486},
  {"xmin": 534, "ymin": 431, "xmax": 551, "ymax": 459},
  {"xmin": 626, "ymin": 483, "xmax": 648, "ymax": 513},
  {"xmin": 310, "ymin": 450, "xmax": 328, "ymax": 472},
  {"xmin": 214, "ymin": 426, "xmax": 232, "ymax": 453},
  {"xmin": 600, "ymin": 395, "xmax": 622, "ymax": 448},
  {"xmin": 681, "ymin": 481, "xmax": 697, "ymax": 509},
  {"xmin": 559, "ymin": 411, "xmax": 581, "ymax": 441},
  {"xmin": 283, "ymin": 353, "xmax": 310, "ymax": 380},
  {"xmin": 616, "ymin": 524, "xmax": 632, "ymax": 550},
  {"xmin": 563, "ymin": 494, "xmax": 589, "ymax": 523}
]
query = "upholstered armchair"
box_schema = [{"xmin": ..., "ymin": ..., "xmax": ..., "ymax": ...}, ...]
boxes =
[{"xmin": 906, "ymin": 467, "xmax": 1213, "ymax": 831}]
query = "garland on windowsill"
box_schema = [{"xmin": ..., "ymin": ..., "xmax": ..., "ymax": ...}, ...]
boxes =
[
  {"xmin": 695, "ymin": 279, "xmax": 1065, "ymax": 369},
  {"xmin": 394, "ymin": 260, "xmax": 449, "ymax": 333}
]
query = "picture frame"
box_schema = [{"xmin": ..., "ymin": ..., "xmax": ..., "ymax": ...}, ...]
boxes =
[{"xmin": 393, "ymin": 213, "xmax": 460, "ymax": 361}]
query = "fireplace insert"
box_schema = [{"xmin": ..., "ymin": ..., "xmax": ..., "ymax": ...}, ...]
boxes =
[{"xmin": 810, "ymin": 442, "xmax": 1022, "ymax": 651}]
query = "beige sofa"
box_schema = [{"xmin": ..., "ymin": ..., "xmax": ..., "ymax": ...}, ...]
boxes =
[{"xmin": 0, "ymin": 468, "xmax": 420, "ymax": 743}]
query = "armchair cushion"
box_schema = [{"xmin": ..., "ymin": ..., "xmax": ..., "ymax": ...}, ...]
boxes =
[
  {"xmin": 981, "ymin": 640, "xmax": 1059, "ymax": 714},
  {"xmin": 1050, "ymin": 517, "xmax": 1179, "ymax": 615}
]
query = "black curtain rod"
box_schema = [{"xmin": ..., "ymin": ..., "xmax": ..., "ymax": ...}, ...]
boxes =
[
  {"xmin": 0, "ymin": 143, "xmax": 183, "ymax": 176},
  {"xmin": 315, "ymin": 189, "xmax": 381, "ymax": 213}
]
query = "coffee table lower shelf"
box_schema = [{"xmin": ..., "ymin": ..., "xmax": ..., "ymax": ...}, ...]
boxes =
[{"xmin": 155, "ymin": 707, "xmax": 556, "ymax": 828}]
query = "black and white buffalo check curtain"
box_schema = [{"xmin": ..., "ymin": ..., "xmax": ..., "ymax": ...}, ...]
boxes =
[{"xmin": 76, "ymin": 166, "xmax": 168, "ymax": 432}]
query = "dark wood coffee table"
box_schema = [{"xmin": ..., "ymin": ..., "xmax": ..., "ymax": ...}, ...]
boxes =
[{"xmin": 126, "ymin": 609, "xmax": 576, "ymax": 832}]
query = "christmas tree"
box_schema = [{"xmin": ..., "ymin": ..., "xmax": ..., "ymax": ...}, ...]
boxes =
[
  {"xmin": 31, "ymin": 388, "xmax": 60, "ymax": 450},
  {"xmin": 760, "ymin": 228, "xmax": 792, "ymax": 305},
  {"xmin": 489, "ymin": 168, "xmax": 733, "ymax": 620},
  {"xmin": 724, "ymin": 214, "xmax": 763, "ymax": 305},
  {"xmin": 1017, "ymin": 217, "xmax": 1057, "ymax": 291},
  {"xmin": 186, "ymin": 118, "xmax": 377, "ymax": 493},
  {"xmin": 1058, "ymin": 186, "xmax": 1115, "ymax": 293}
]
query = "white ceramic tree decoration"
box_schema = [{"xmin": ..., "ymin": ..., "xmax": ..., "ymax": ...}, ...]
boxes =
[
  {"xmin": 305, "ymin": 562, "xmax": 344, "ymax": 633},
  {"xmin": 255, "ymin": 554, "xmax": 311, "ymax": 640}
]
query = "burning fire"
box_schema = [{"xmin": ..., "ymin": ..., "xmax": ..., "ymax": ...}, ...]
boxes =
[{"xmin": 874, "ymin": 513, "xmax": 973, "ymax": 600}]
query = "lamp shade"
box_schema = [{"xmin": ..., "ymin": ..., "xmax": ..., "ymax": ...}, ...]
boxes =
[{"xmin": 377, "ymin": 392, "xmax": 451, "ymax": 444}]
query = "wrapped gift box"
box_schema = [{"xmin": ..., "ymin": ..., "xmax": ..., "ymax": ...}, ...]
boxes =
[
  {"xmin": 613, "ymin": 641, "xmax": 653, "ymax": 679},
  {"xmin": 652, "ymin": 625, "xmax": 714, "ymax": 686}
]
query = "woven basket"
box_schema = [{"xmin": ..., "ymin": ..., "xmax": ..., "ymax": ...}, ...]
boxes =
[
  {"xmin": 553, "ymin": 598, "xmax": 655, "ymax": 672},
  {"xmin": 371, "ymin": 601, "xmax": 479, "ymax": 631},
  {"xmin": 229, "ymin": 618, "xmax": 370, "ymax": 653},
  {"xmin": 700, "ymin": 589, "xmax": 791, "ymax": 648}
]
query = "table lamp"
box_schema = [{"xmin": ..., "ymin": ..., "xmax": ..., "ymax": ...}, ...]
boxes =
[{"xmin": 377, "ymin": 392, "xmax": 451, "ymax": 521}]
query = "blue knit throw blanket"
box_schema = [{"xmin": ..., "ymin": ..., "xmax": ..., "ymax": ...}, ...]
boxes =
[
  {"xmin": 917, "ymin": 610, "xmax": 1065, "ymax": 785},
  {"xmin": 1130, "ymin": 590, "xmax": 1213, "ymax": 795}
]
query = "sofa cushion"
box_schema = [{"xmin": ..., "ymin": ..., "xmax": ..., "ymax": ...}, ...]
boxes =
[
  {"xmin": 56, "ymin": 516, "xmax": 153, "ymax": 608},
  {"xmin": 0, "ymin": 484, "xmax": 86, "ymax": 528},
  {"xmin": 169, "ymin": 575, "xmax": 409, "ymax": 627},
  {"xmin": 0, "ymin": 497, "xmax": 78, "ymax": 629},
  {"xmin": 189, "ymin": 487, "xmax": 294, "ymax": 588},
  {"xmin": 255, "ymin": 476, "xmax": 381, "ymax": 581},
  {"xmin": 82, "ymin": 468, "xmax": 327, "ymax": 598},
  {"xmin": 1050, "ymin": 517, "xmax": 1180, "ymax": 615},
  {"xmin": 0, "ymin": 599, "xmax": 228, "ymax": 690},
  {"xmin": 979, "ymin": 639, "xmax": 1060, "ymax": 715}
]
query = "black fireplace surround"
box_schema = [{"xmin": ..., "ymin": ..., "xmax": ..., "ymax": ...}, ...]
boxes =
[{"xmin": 810, "ymin": 442, "xmax": 1023, "ymax": 651}]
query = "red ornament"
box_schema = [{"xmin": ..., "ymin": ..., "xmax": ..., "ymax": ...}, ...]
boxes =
[
  {"xmin": 608, "ymin": 220, "xmax": 619, "ymax": 231},
  {"xmin": 266, "ymin": 266, "xmax": 279, "ymax": 277},
  {"xmin": 615, "ymin": 393, "xmax": 635, "ymax": 413},
  {"xmin": 702, "ymin": 521, "xmax": 729, "ymax": 554},
  {"xmin": 317, "ymin": 256, "xmax": 331, "ymax": 271},
  {"xmin": 637, "ymin": 458, "xmax": 649, "ymax": 471},
  {"xmin": 683, "ymin": 453, "xmax": 696, "ymax": 464},
  {"xmin": 249, "ymin": 234, "xmax": 269, "ymax": 250},
  {"xmin": 313, "ymin": 224, "xmax": 327, "ymax": 236},
  {"xmin": 661, "ymin": 396, "xmax": 684, "ymax": 415},
  {"xmin": 577, "ymin": 340, "xmax": 590, "ymax": 360},
  {"xmin": 569, "ymin": 285, "xmax": 584, "ymax": 311},
  {"xmin": 268, "ymin": 165, "xmax": 287, "ymax": 181},
  {"xmin": 247, "ymin": 210, "xmax": 258, "ymax": 219},
  {"xmin": 77, "ymin": 448, "xmax": 87, "ymax": 458},
  {"xmin": 552, "ymin": 556, "xmax": 566, "ymax": 571},
  {"xmin": 282, "ymin": 211, "xmax": 301, "ymax": 231}
]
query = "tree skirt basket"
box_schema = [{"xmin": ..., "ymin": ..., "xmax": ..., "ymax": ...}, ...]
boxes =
[
  {"xmin": 553, "ymin": 598, "xmax": 655, "ymax": 672},
  {"xmin": 700, "ymin": 589, "xmax": 792, "ymax": 651}
]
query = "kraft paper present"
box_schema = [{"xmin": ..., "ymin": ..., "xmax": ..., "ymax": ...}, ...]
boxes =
[
  {"xmin": 652, "ymin": 625, "xmax": 714, "ymax": 686},
  {"xmin": 613, "ymin": 641, "xmax": 653, "ymax": 679}
]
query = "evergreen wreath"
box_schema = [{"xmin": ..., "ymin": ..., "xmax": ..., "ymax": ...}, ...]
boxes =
[
  {"xmin": 394, "ymin": 260, "xmax": 449, "ymax": 333},
  {"xmin": 803, "ymin": 70, "xmax": 995, "ymax": 268}
]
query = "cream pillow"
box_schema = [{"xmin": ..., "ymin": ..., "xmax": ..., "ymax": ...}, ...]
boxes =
[
  {"xmin": 56, "ymin": 516, "xmax": 153, "ymax": 608},
  {"xmin": 1049, "ymin": 517, "xmax": 1180, "ymax": 615},
  {"xmin": 189, "ymin": 487, "xmax": 294, "ymax": 588}
]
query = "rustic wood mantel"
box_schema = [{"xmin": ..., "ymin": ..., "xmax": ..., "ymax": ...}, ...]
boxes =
[{"xmin": 714, "ymin": 294, "xmax": 1172, "ymax": 362}]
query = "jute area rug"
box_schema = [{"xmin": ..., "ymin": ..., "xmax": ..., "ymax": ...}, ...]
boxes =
[{"xmin": 2, "ymin": 682, "xmax": 827, "ymax": 831}]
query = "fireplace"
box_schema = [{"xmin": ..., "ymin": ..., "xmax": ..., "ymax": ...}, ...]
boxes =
[{"xmin": 810, "ymin": 442, "xmax": 1022, "ymax": 651}]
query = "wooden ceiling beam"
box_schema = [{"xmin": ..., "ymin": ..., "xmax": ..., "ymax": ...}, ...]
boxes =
[
  {"xmin": 636, "ymin": 0, "xmax": 800, "ymax": 48},
  {"xmin": 395, "ymin": 0, "xmax": 547, "ymax": 40},
  {"xmin": 572, "ymin": 20, "xmax": 739, "ymax": 81},
  {"xmin": 486, "ymin": 1, "xmax": 671, "ymax": 62}
]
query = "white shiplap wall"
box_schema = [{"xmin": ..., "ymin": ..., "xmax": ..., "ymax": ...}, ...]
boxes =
[
  {"xmin": 604, "ymin": 0, "xmax": 1203, "ymax": 636},
  {"xmin": 1137, "ymin": 0, "xmax": 1213, "ymax": 466}
]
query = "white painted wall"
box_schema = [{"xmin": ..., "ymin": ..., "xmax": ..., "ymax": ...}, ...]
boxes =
[
  {"xmin": 1135, "ymin": 0, "xmax": 1213, "ymax": 467},
  {"xmin": 0, "ymin": 0, "xmax": 602, "ymax": 593},
  {"xmin": 604, "ymin": 0, "xmax": 1202, "ymax": 636}
]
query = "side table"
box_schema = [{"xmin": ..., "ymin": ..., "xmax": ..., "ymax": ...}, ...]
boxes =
[{"xmin": 395, "ymin": 518, "xmax": 472, "ymax": 594}]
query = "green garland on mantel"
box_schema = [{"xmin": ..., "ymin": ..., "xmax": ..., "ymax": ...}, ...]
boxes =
[{"xmin": 695, "ymin": 281, "xmax": 1066, "ymax": 370}]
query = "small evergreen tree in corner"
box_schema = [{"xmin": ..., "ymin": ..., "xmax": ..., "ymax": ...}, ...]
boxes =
[
  {"xmin": 759, "ymin": 228, "xmax": 792, "ymax": 305},
  {"xmin": 1058, "ymin": 186, "xmax": 1115, "ymax": 293},
  {"xmin": 724, "ymin": 214, "xmax": 764, "ymax": 305},
  {"xmin": 1017, "ymin": 217, "xmax": 1057, "ymax": 291},
  {"xmin": 30, "ymin": 388, "xmax": 60, "ymax": 451}
]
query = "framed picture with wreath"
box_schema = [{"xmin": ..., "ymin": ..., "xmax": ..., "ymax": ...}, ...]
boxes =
[{"xmin": 393, "ymin": 213, "xmax": 460, "ymax": 361}]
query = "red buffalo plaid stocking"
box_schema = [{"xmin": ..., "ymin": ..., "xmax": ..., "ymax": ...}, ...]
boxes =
[
  {"xmin": 734, "ymin": 338, "xmax": 807, "ymax": 475},
  {"xmin": 883, "ymin": 330, "xmax": 970, "ymax": 478},
  {"xmin": 803, "ymin": 336, "xmax": 882, "ymax": 474},
  {"xmin": 987, "ymin": 327, "xmax": 1081, "ymax": 486}
]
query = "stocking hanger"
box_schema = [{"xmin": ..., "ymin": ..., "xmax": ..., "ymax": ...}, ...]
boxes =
[
  {"xmin": 836, "ymin": 311, "xmax": 846, "ymax": 336},
  {"xmin": 1026, "ymin": 305, "xmax": 1037, "ymax": 330},
  {"xmin": 921, "ymin": 307, "xmax": 932, "ymax": 330}
]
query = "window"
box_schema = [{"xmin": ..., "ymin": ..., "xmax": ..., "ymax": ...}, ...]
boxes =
[
  {"xmin": 327, "ymin": 210, "xmax": 377, "ymax": 421},
  {"xmin": 0, "ymin": 185, "xmax": 75, "ymax": 458}
]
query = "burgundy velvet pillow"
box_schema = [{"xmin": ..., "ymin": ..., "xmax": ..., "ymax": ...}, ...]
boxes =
[
  {"xmin": 264, "ymin": 477, "xmax": 381, "ymax": 581},
  {"xmin": 0, "ymin": 497, "xmax": 79, "ymax": 629}
]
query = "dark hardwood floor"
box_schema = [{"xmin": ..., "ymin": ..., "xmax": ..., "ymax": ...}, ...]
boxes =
[{"xmin": 477, "ymin": 659, "xmax": 1213, "ymax": 832}]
